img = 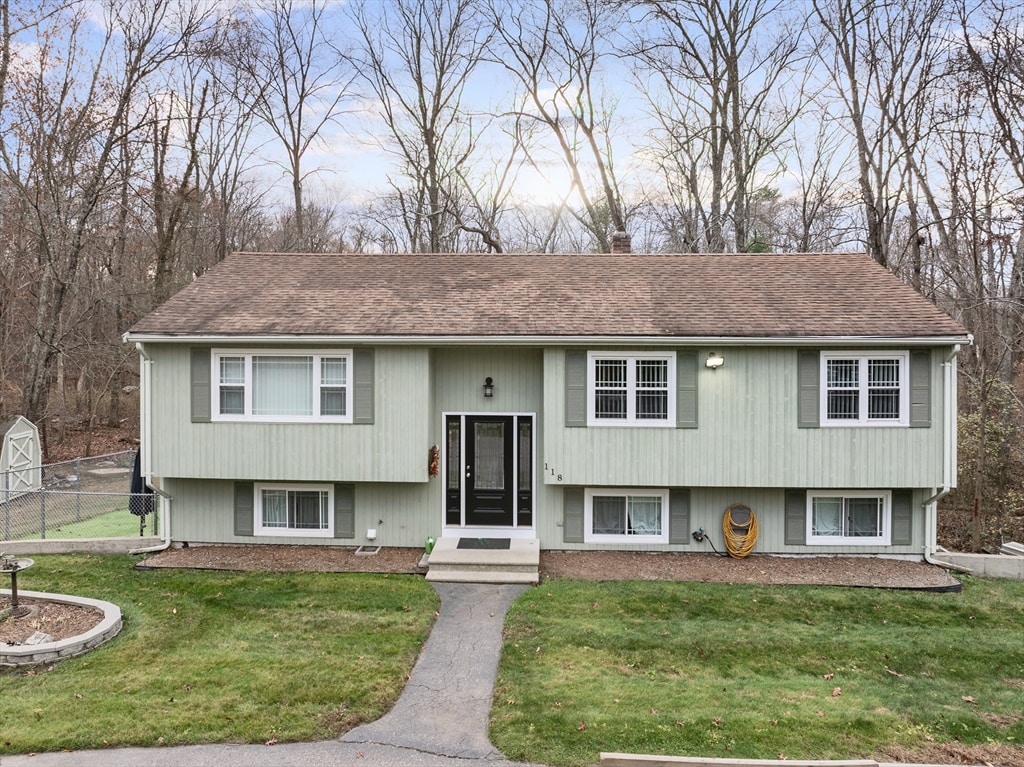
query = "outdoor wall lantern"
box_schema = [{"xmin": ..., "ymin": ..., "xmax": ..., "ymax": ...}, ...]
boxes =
[
  {"xmin": 483, "ymin": 376, "xmax": 495, "ymax": 397},
  {"xmin": 705, "ymin": 352, "xmax": 725, "ymax": 370}
]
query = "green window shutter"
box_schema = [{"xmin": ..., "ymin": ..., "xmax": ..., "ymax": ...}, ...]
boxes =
[
  {"xmin": 784, "ymin": 489, "xmax": 806, "ymax": 545},
  {"xmin": 233, "ymin": 481, "xmax": 254, "ymax": 536},
  {"xmin": 797, "ymin": 350, "xmax": 820, "ymax": 428},
  {"xmin": 909, "ymin": 351, "xmax": 931, "ymax": 428},
  {"xmin": 676, "ymin": 351, "xmax": 698, "ymax": 428},
  {"xmin": 334, "ymin": 483, "xmax": 355, "ymax": 539},
  {"xmin": 563, "ymin": 487, "xmax": 584, "ymax": 543},
  {"xmin": 191, "ymin": 347, "xmax": 212, "ymax": 423},
  {"xmin": 891, "ymin": 489, "xmax": 913, "ymax": 545},
  {"xmin": 353, "ymin": 349, "xmax": 374, "ymax": 424},
  {"xmin": 669, "ymin": 488, "xmax": 691, "ymax": 544},
  {"xmin": 565, "ymin": 350, "xmax": 587, "ymax": 427}
]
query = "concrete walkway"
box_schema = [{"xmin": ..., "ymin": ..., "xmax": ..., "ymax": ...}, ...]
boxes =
[{"xmin": 0, "ymin": 583, "xmax": 541, "ymax": 767}]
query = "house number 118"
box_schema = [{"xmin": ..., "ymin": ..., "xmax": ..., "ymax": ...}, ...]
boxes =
[{"xmin": 544, "ymin": 462, "xmax": 562, "ymax": 481}]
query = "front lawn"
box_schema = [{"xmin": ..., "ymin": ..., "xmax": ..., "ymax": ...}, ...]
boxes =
[
  {"xmin": 0, "ymin": 555, "xmax": 438, "ymax": 754},
  {"xmin": 491, "ymin": 577, "xmax": 1024, "ymax": 767}
]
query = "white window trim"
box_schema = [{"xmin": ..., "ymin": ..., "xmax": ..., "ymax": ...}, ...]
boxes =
[
  {"xmin": 254, "ymin": 482, "xmax": 334, "ymax": 537},
  {"xmin": 211, "ymin": 349, "xmax": 353, "ymax": 423},
  {"xmin": 584, "ymin": 487, "xmax": 670, "ymax": 544},
  {"xmin": 586, "ymin": 351, "xmax": 676, "ymax": 427},
  {"xmin": 820, "ymin": 351, "xmax": 909, "ymax": 427},
  {"xmin": 806, "ymin": 490, "xmax": 891, "ymax": 546}
]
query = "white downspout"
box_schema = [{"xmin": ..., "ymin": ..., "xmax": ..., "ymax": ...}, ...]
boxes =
[
  {"xmin": 922, "ymin": 345, "xmax": 971, "ymax": 573},
  {"xmin": 127, "ymin": 341, "xmax": 172, "ymax": 555}
]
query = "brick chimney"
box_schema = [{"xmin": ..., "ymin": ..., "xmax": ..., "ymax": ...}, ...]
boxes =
[{"xmin": 611, "ymin": 230, "xmax": 632, "ymax": 254}]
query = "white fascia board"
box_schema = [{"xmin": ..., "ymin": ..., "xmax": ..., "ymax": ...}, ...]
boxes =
[{"xmin": 124, "ymin": 332, "xmax": 973, "ymax": 347}]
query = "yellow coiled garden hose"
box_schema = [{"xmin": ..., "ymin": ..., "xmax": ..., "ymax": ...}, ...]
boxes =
[{"xmin": 723, "ymin": 504, "xmax": 758, "ymax": 558}]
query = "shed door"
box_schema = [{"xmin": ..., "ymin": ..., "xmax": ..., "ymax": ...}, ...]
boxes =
[{"xmin": 3, "ymin": 432, "xmax": 39, "ymax": 495}]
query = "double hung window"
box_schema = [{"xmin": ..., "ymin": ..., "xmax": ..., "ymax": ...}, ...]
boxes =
[
  {"xmin": 588, "ymin": 352, "xmax": 675, "ymax": 426},
  {"xmin": 213, "ymin": 350, "xmax": 352, "ymax": 422},
  {"xmin": 822, "ymin": 353, "xmax": 908, "ymax": 426},
  {"xmin": 255, "ymin": 483, "xmax": 333, "ymax": 537},
  {"xmin": 584, "ymin": 488, "xmax": 669, "ymax": 544},
  {"xmin": 807, "ymin": 491, "xmax": 890, "ymax": 545}
]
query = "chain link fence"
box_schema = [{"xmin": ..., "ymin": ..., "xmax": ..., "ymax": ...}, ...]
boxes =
[{"xmin": 1, "ymin": 451, "xmax": 159, "ymax": 541}]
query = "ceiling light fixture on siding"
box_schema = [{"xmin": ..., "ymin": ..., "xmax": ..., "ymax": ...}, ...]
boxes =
[
  {"xmin": 706, "ymin": 353, "xmax": 725, "ymax": 370},
  {"xmin": 483, "ymin": 377, "xmax": 495, "ymax": 397}
]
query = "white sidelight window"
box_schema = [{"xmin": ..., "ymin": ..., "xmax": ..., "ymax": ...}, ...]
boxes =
[
  {"xmin": 255, "ymin": 483, "xmax": 333, "ymax": 537},
  {"xmin": 584, "ymin": 488, "xmax": 669, "ymax": 544},
  {"xmin": 588, "ymin": 352, "xmax": 675, "ymax": 426},
  {"xmin": 212, "ymin": 350, "xmax": 352, "ymax": 422},
  {"xmin": 807, "ymin": 490, "xmax": 891, "ymax": 545},
  {"xmin": 821, "ymin": 352, "xmax": 908, "ymax": 426}
]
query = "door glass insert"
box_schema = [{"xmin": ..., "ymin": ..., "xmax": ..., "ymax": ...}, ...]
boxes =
[
  {"xmin": 518, "ymin": 418, "xmax": 532, "ymax": 489},
  {"xmin": 446, "ymin": 417, "xmax": 461, "ymax": 491},
  {"xmin": 474, "ymin": 421, "xmax": 505, "ymax": 491}
]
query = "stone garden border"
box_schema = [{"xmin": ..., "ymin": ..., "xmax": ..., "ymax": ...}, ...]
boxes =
[{"xmin": 0, "ymin": 589, "xmax": 122, "ymax": 667}]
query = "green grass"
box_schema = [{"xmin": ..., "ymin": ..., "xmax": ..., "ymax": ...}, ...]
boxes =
[
  {"xmin": 0, "ymin": 554, "xmax": 438, "ymax": 754},
  {"xmin": 20, "ymin": 508, "xmax": 149, "ymax": 539},
  {"xmin": 490, "ymin": 577, "xmax": 1024, "ymax": 767}
]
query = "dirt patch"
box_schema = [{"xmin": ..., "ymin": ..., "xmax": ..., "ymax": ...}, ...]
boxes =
[{"xmin": 0, "ymin": 597, "xmax": 103, "ymax": 645}]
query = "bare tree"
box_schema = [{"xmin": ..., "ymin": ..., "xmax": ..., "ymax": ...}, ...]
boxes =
[
  {"xmin": 352, "ymin": 0, "xmax": 492, "ymax": 253},
  {"xmin": 812, "ymin": 0, "xmax": 948, "ymax": 269},
  {"xmin": 955, "ymin": 0, "xmax": 1024, "ymax": 367},
  {"xmin": 0, "ymin": 0, "xmax": 214, "ymax": 436},
  {"xmin": 631, "ymin": 0, "xmax": 805, "ymax": 253},
  {"xmin": 227, "ymin": 0, "xmax": 354, "ymax": 250},
  {"xmin": 488, "ymin": 0, "xmax": 629, "ymax": 252}
]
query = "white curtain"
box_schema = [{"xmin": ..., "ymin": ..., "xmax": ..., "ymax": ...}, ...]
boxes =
[
  {"xmin": 253, "ymin": 356, "xmax": 312, "ymax": 416},
  {"xmin": 262, "ymin": 490, "xmax": 288, "ymax": 528},
  {"xmin": 592, "ymin": 496, "xmax": 625, "ymax": 534},
  {"xmin": 812, "ymin": 497, "xmax": 843, "ymax": 536},
  {"xmin": 628, "ymin": 496, "xmax": 661, "ymax": 534}
]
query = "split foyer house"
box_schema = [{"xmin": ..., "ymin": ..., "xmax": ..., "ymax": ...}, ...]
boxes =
[{"xmin": 125, "ymin": 251, "xmax": 970, "ymax": 575}]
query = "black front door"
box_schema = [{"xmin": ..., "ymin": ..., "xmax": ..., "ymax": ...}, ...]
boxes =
[{"xmin": 464, "ymin": 415, "xmax": 515, "ymax": 526}]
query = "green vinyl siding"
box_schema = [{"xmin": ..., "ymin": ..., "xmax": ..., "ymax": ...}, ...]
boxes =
[
  {"xmin": 166, "ymin": 478, "xmax": 441, "ymax": 547},
  {"xmin": 150, "ymin": 345, "xmax": 430, "ymax": 483},
  {"xmin": 432, "ymin": 347, "xmax": 543, "ymax": 415},
  {"xmin": 543, "ymin": 346, "xmax": 949, "ymax": 490}
]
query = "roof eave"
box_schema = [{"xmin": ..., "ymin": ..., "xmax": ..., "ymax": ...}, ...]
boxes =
[{"xmin": 124, "ymin": 332, "xmax": 973, "ymax": 347}]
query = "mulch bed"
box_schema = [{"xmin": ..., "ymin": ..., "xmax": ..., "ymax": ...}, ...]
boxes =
[{"xmin": 138, "ymin": 544, "xmax": 963, "ymax": 590}]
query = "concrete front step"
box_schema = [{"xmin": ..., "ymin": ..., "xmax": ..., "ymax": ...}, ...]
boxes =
[
  {"xmin": 426, "ymin": 569, "xmax": 538, "ymax": 584},
  {"xmin": 425, "ymin": 536, "xmax": 539, "ymax": 584}
]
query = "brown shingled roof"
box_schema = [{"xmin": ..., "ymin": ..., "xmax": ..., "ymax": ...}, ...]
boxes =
[{"xmin": 126, "ymin": 252, "xmax": 969, "ymax": 340}]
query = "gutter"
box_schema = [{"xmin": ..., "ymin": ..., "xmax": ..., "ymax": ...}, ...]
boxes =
[
  {"xmin": 922, "ymin": 346, "xmax": 971, "ymax": 574},
  {"xmin": 123, "ymin": 332, "xmax": 974, "ymax": 348},
  {"xmin": 127, "ymin": 342, "xmax": 172, "ymax": 555}
]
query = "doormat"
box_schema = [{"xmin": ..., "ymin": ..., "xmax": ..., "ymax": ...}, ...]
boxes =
[{"xmin": 457, "ymin": 537, "xmax": 511, "ymax": 550}]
